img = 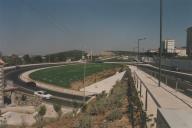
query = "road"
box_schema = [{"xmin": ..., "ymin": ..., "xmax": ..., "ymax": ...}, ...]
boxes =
[{"xmin": 5, "ymin": 64, "xmax": 91, "ymax": 107}]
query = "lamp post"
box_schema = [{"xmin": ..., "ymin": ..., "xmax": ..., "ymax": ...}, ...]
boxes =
[
  {"xmin": 137, "ymin": 38, "xmax": 146, "ymax": 61},
  {"xmin": 159, "ymin": 0, "xmax": 163, "ymax": 87}
]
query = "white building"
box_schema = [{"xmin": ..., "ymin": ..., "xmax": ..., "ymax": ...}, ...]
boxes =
[
  {"xmin": 163, "ymin": 40, "xmax": 175, "ymax": 53},
  {"xmin": 175, "ymin": 48, "xmax": 187, "ymax": 57}
]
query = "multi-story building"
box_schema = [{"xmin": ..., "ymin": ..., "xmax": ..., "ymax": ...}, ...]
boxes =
[
  {"xmin": 163, "ymin": 40, "xmax": 175, "ymax": 53},
  {"xmin": 187, "ymin": 26, "xmax": 192, "ymax": 56}
]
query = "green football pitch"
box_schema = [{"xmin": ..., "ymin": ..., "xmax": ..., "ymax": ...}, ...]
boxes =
[{"xmin": 30, "ymin": 63, "xmax": 121, "ymax": 88}]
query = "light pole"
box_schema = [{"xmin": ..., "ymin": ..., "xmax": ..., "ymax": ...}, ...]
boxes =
[
  {"xmin": 137, "ymin": 38, "xmax": 146, "ymax": 61},
  {"xmin": 82, "ymin": 49, "xmax": 86, "ymax": 104},
  {"xmin": 159, "ymin": 0, "xmax": 163, "ymax": 87},
  {"xmin": 83, "ymin": 58, "xmax": 86, "ymax": 104}
]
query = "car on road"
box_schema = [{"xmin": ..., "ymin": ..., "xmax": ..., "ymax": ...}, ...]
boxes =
[
  {"xmin": 34, "ymin": 91, "xmax": 52, "ymax": 99},
  {"xmin": 26, "ymin": 81, "xmax": 37, "ymax": 87},
  {"xmin": 26, "ymin": 82, "xmax": 38, "ymax": 91}
]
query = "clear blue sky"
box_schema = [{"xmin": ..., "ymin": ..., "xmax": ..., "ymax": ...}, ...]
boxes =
[{"xmin": 0, "ymin": 0, "xmax": 192, "ymax": 55}]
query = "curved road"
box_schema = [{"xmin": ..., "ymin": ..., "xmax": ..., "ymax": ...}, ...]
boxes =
[{"xmin": 5, "ymin": 64, "xmax": 90, "ymax": 107}]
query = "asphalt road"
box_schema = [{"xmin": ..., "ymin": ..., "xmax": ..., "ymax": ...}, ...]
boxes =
[{"xmin": 5, "ymin": 64, "xmax": 90, "ymax": 107}]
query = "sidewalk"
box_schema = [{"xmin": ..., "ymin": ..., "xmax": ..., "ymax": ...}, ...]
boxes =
[
  {"xmin": 130, "ymin": 65, "xmax": 192, "ymax": 110},
  {"xmin": 130, "ymin": 65, "xmax": 192, "ymax": 128},
  {"xmin": 80, "ymin": 71, "xmax": 126, "ymax": 94}
]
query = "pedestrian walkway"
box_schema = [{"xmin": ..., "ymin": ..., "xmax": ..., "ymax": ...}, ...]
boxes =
[
  {"xmin": 130, "ymin": 65, "xmax": 192, "ymax": 128},
  {"xmin": 80, "ymin": 71, "xmax": 126, "ymax": 94},
  {"xmin": 130, "ymin": 65, "xmax": 192, "ymax": 110}
]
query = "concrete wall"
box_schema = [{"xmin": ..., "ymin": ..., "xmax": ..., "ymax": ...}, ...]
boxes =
[{"xmin": 156, "ymin": 109, "xmax": 170, "ymax": 128}]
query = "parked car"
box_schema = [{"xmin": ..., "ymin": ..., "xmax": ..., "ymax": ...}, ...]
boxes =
[{"xmin": 34, "ymin": 91, "xmax": 52, "ymax": 99}]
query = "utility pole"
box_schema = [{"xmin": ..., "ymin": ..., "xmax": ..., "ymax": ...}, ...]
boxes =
[
  {"xmin": 137, "ymin": 38, "xmax": 146, "ymax": 61},
  {"xmin": 82, "ymin": 48, "xmax": 86, "ymax": 104},
  {"xmin": 159, "ymin": 0, "xmax": 163, "ymax": 87},
  {"xmin": 83, "ymin": 58, "xmax": 86, "ymax": 104}
]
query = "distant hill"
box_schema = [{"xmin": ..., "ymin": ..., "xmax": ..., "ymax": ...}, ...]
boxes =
[{"xmin": 45, "ymin": 50, "xmax": 86, "ymax": 62}]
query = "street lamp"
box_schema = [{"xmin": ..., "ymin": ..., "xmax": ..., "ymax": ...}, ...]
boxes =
[
  {"xmin": 137, "ymin": 37, "xmax": 146, "ymax": 61},
  {"xmin": 159, "ymin": 0, "xmax": 163, "ymax": 87}
]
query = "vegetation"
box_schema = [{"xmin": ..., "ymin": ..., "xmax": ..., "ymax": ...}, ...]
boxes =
[
  {"xmin": 106, "ymin": 108, "xmax": 123, "ymax": 121},
  {"xmin": 0, "ymin": 118, "xmax": 7, "ymax": 128},
  {"xmin": 74, "ymin": 114, "xmax": 92, "ymax": 128},
  {"xmin": 2, "ymin": 50, "xmax": 86, "ymax": 66},
  {"xmin": 53, "ymin": 104, "xmax": 62, "ymax": 120},
  {"xmin": 46, "ymin": 66, "xmax": 146, "ymax": 128},
  {"xmin": 76, "ymin": 80, "xmax": 128, "ymax": 127},
  {"xmin": 126, "ymin": 68, "xmax": 147, "ymax": 128},
  {"xmin": 30, "ymin": 63, "xmax": 120, "ymax": 88},
  {"xmin": 45, "ymin": 50, "xmax": 86, "ymax": 62},
  {"xmin": 34, "ymin": 105, "xmax": 47, "ymax": 128}
]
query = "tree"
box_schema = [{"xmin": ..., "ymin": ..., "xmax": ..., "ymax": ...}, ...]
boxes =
[
  {"xmin": 0, "ymin": 117, "xmax": 7, "ymax": 128},
  {"xmin": 34, "ymin": 105, "xmax": 47, "ymax": 128},
  {"xmin": 53, "ymin": 104, "xmax": 62, "ymax": 120},
  {"xmin": 23, "ymin": 54, "xmax": 31, "ymax": 64},
  {"xmin": 31, "ymin": 55, "xmax": 43, "ymax": 63}
]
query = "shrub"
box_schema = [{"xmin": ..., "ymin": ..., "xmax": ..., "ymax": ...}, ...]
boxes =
[
  {"xmin": 38, "ymin": 105, "xmax": 46, "ymax": 116},
  {"xmin": 53, "ymin": 104, "xmax": 62, "ymax": 119},
  {"xmin": 106, "ymin": 109, "xmax": 123, "ymax": 121},
  {"xmin": 34, "ymin": 105, "xmax": 47, "ymax": 128},
  {"xmin": 75, "ymin": 115, "xmax": 92, "ymax": 128}
]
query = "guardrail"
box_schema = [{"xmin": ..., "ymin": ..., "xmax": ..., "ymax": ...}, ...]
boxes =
[
  {"xmin": 4, "ymin": 61, "xmax": 81, "ymax": 71},
  {"xmin": 138, "ymin": 66, "xmax": 192, "ymax": 98},
  {"xmin": 132, "ymin": 71, "xmax": 159, "ymax": 128},
  {"xmin": 133, "ymin": 71, "xmax": 161, "ymax": 108}
]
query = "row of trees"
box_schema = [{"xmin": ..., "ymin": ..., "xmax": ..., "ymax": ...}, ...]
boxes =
[
  {"xmin": 1, "ymin": 50, "xmax": 87, "ymax": 66},
  {"xmin": 2, "ymin": 54, "xmax": 44, "ymax": 66}
]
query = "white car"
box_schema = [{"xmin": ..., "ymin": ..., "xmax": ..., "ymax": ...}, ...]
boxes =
[{"xmin": 34, "ymin": 91, "xmax": 52, "ymax": 99}]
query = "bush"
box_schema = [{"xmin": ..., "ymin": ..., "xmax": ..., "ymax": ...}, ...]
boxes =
[
  {"xmin": 106, "ymin": 109, "xmax": 123, "ymax": 121},
  {"xmin": 75, "ymin": 115, "xmax": 92, "ymax": 128},
  {"xmin": 38, "ymin": 105, "xmax": 46, "ymax": 116},
  {"xmin": 53, "ymin": 104, "xmax": 62, "ymax": 119},
  {"xmin": 86, "ymin": 98, "xmax": 107, "ymax": 115},
  {"xmin": 34, "ymin": 105, "xmax": 47, "ymax": 128}
]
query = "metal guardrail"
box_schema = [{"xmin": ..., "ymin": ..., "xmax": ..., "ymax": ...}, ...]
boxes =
[
  {"xmin": 133, "ymin": 71, "xmax": 161, "ymax": 108},
  {"xmin": 139, "ymin": 66, "xmax": 192, "ymax": 98}
]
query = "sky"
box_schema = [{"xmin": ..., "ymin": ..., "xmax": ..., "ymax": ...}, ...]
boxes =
[{"xmin": 0, "ymin": 0, "xmax": 192, "ymax": 55}]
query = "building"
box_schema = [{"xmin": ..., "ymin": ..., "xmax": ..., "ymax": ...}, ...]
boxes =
[
  {"xmin": 0, "ymin": 59, "xmax": 5, "ymax": 107},
  {"xmin": 175, "ymin": 48, "xmax": 187, "ymax": 57},
  {"xmin": 163, "ymin": 40, "xmax": 175, "ymax": 53},
  {"xmin": 186, "ymin": 26, "xmax": 192, "ymax": 56},
  {"xmin": 146, "ymin": 49, "xmax": 159, "ymax": 53}
]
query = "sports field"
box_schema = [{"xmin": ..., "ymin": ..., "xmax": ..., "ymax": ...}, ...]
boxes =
[{"xmin": 30, "ymin": 63, "xmax": 121, "ymax": 88}]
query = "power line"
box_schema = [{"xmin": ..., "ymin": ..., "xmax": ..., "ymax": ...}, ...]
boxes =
[{"xmin": 22, "ymin": 0, "xmax": 71, "ymax": 34}]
